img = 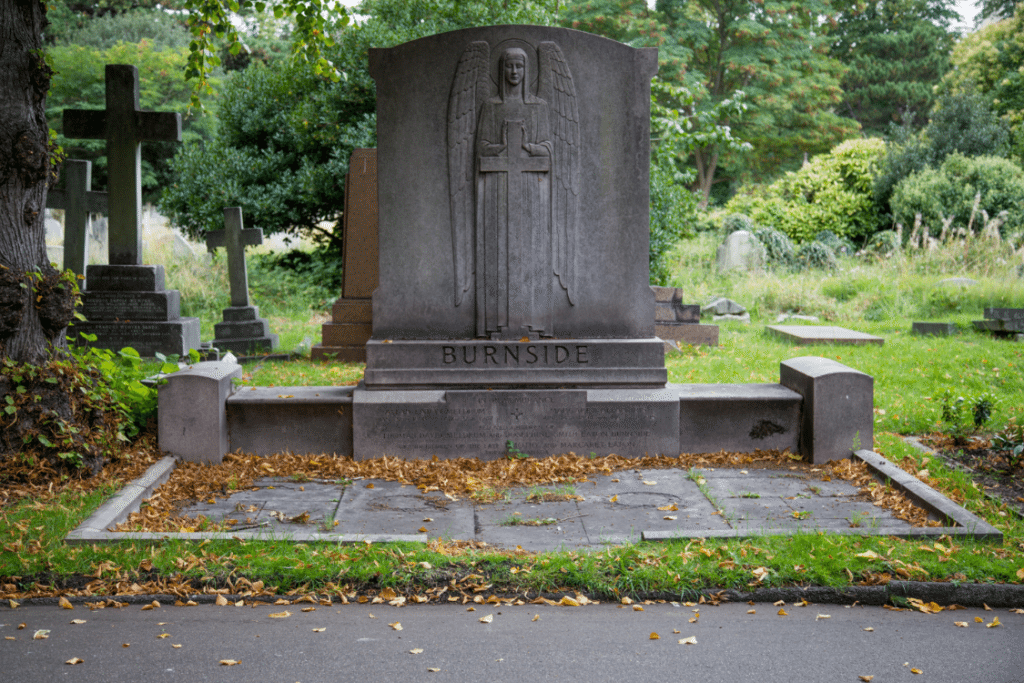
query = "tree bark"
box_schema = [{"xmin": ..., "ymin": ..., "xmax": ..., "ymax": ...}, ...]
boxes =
[{"xmin": 0, "ymin": 0, "xmax": 71, "ymax": 364}]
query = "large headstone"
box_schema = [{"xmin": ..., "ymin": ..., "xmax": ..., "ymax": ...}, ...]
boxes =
[
  {"xmin": 311, "ymin": 149, "xmax": 378, "ymax": 362},
  {"xmin": 353, "ymin": 26, "xmax": 674, "ymax": 459},
  {"xmin": 46, "ymin": 159, "xmax": 109, "ymax": 281},
  {"xmin": 64, "ymin": 65, "xmax": 200, "ymax": 357},
  {"xmin": 205, "ymin": 207, "xmax": 278, "ymax": 355}
]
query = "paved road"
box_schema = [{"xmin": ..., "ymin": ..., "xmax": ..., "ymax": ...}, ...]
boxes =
[{"xmin": 2, "ymin": 601, "xmax": 1021, "ymax": 682}]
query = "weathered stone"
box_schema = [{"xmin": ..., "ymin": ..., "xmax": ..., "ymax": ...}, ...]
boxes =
[
  {"xmin": 703, "ymin": 297, "xmax": 746, "ymax": 315},
  {"xmin": 82, "ymin": 290, "xmax": 180, "ymax": 321},
  {"xmin": 72, "ymin": 318, "xmax": 200, "ymax": 357},
  {"xmin": 984, "ymin": 307, "xmax": 1024, "ymax": 322},
  {"xmin": 714, "ymin": 312, "xmax": 751, "ymax": 324},
  {"xmin": 912, "ymin": 322, "xmax": 959, "ymax": 336},
  {"xmin": 353, "ymin": 386, "xmax": 680, "ymax": 460},
  {"xmin": 716, "ymin": 230, "xmax": 764, "ymax": 273},
  {"xmin": 767, "ymin": 325, "xmax": 884, "ymax": 346},
  {"xmin": 158, "ymin": 361, "xmax": 242, "ymax": 464},
  {"xmin": 227, "ymin": 387, "xmax": 354, "ymax": 456},
  {"xmin": 656, "ymin": 323, "xmax": 719, "ymax": 350},
  {"xmin": 679, "ymin": 384, "xmax": 801, "ymax": 455},
  {"xmin": 85, "ymin": 264, "xmax": 164, "ymax": 292},
  {"xmin": 780, "ymin": 357, "xmax": 873, "ymax": 463}
]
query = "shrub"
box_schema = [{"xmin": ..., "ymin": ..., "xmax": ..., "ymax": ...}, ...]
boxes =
[
  {"xmin": 890, "ymin": 153, "xmax": 1024, "ymax": 237},
  {"xmin": 862, "ymin": 230, "xmax": 901, "ymax": 257},
  {"xmin": 754, "ymin": 227, "xmax": 796, "ymax": 269},
  {"xmin": 649, "ymin": 153, "xmax": 698, "ymax": 284},
  {"xmin": 794, "ymin": 241, "xmax": 838, "ymax": 271},
  {"xmin": 725, "ymin": 138, "xmax": 886, "ymax": 243},
  {"xmin": 813, "ymin": 230, "xmax": 856, "ymax": 257},
  {"xmin": 722, "ymin": 213, "xmax": 756, "ymax": 234}
]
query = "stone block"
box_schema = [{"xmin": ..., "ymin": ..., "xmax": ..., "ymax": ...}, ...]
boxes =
[
  {"xmin": 768, "ymin": 325, "xmax": 884, "ymax": 346},
  {"xmin": 211, "ymin": 334, "xmax": 279, "ymax": 356},
  {"xmin": 158, "ymin": 361, "xmax": 242, "ymax": 464},
  {"xmin": 321, "ymin": 323, "xmax": 374, "ymax": 346},
  {"xmin": 984, "ymin": 307, "xmax": 1024, "ymax": 321},
  {"xmin": 655, "ymin": 323, "xmax": 719, "ymax": 349},
  {"xmin": 716, "ymin": 231, "xmax": 764, "ymax": 273},
  {"xmin": 214, "ymin": 318, "xmax": 271, "ymax": 339},
  {"xmin": 342, "ymin": 149, "xmax": 379, "ymax": 300},
  {"xmin": 912, "ymin": 322, "xmax": 959, "ymax": 336},
  {"xmin": 650, "ymin": 285, "xmax": 682, "ymax": 303},
  {"xmin": 222, "ymin": 305, "xmax": 261, "ymax": 322},
  {"xmin": 363, "ymin": 338, "xmax": 668, "ymax": 389},
  {"xmin": 310, "ymin": 345, "xmax": 368, "ymax": 363},
  {"xmin": 85, "ymin": 264, "xmax": 165, "ymax": 292},
  {"xmin": 72, "ymin": 317, "xmax": 200, "ymax": 357},
  {"xmin": 677, "ymin": 384, "xmax": 801, "ymax": 455},
  {"xmin": 352, "ymin": 386, "xmax": 680, "ymax": 460},
  {"xmin": 227, "ymin": 386, "xmax": 354, "ymax": 456},
  {"xmin": 703, "ymin": 297, "xmax": 746, "ymax": 315},
  {"xmin": 780, "ymin": 356, "xmax": 874, "ymax": 463},
  {"xmin": 332, "ymin": 299, "xmax": 373, "ymax": 323},
  {"xmin": 82, "ymin": 290, "xmax": 180, "ymax": 321}
]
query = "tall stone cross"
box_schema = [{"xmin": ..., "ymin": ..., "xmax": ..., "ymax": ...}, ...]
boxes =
[
  {"xmin": 206, "ymin": 208, "xmax": 264, "ymax": 308},
  {"xmin": 46, "ymin": 159, "xmax": 108, "ymax": 279},
  {"xmin": 62, "ymin": 64, "xmax": 182, "ymax": 265}
]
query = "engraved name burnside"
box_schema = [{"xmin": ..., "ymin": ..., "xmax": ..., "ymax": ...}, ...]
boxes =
[{"xmin": 441, "ymin": 343, "xmax": 588, "ymax": 365}]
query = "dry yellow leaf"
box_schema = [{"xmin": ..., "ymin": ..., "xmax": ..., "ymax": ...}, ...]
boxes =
[
  {"xmin": 1016, "ymin": 568, "xmax": 1024, "ymax": 580},
  {"xmin": 269, "ymin": 611, "xmax": 291, "ymax": 619},
  {"xmin": 428, "ymin": 668, "xmax": 440, "ymax": 673},
  {"xmin": 559, "ymin": 596, "xmax": 580, "ymax": 607},
  {"xmin": 216, "ymin": 594, "xmax": 229, "ymax": 606},
  {"xmin": 663, "ymin": 515, "xmax": 678, "ymax": 521},
  {"xmin": 8, "ymin": 600, "xmax": 18, "ymax": 609},
  {"xmin": 158, "ymin": 633, "xmax": 170, "ymax": 639},
  {"xmin": 621, "ymin": 597, "xmax": 633, "ymax": 605},
  {"xmin": 815, "ymin": 614, "xmax": 831, "ymax": 621},
  {"xmin": 609, "ymin": 495, "xmax": 618, "ymax": 503},
  {"xmin": 987, "ymin": 617, "xmax": 1001, "ymax": 628},
  {"xmin": 633, "ymin": 605, "xmax": 644, "ymax": 612},
  {"xmin": 312, "ymin": 628, "xmax": 326, "ymax": 633},
  {"xmin": 863, "ymin": 627, "xmax": 874, "ymax": 632},
  {"xmin": 141, "ymin": 601, "xmax": 160, "ymax": 611},
  {"xmin": 70, "ymin": 619, "xmax": 86, "ymax": 625},
  {"xmin": 859, "ymin": 676, "xmax": 874, "ymax": 681},
  {"xmin": 954, "ymin": 621, "xmax": 968, "ymax": 628},
  {"xmin": 975, "ymin": 616, "xmax": 984, "ymax": 623},
  {"xmin": 59, "ymin": 596, "xmax": 73, "ymax": 610},
  {"xmin": 983, "ymin": 603, "xmax": 992, "ymax": 611},
  {"xmin": 122, "ymin": 643, "xmax": 129, "ymax": 648},
  {"xmin": 302, "ymin": 607, "xmax": 316, "ymax": 613},
  {"xmin": 1011, "ymin": 609, "xmax": 1024, "ymax": 614},
  {"xmin": 855, "ymin": 550, "xmax": 881, "ymax": 559},
  {"xmin": 479, "ymin": 614, "xmax": 494, "ymax": 623},
  {"xmin": 911, "ymin": 668, "xmax": 922, "ymax": 675},
  {"xmin": 650, "ymin": 632, "xmax": 660, "ymax": 640},
  {"xmin": 773, "ymin": 600, "xmax": 786, "ymax": 606},
  {"xmin": 532, "ymin": 615, "xmax": 539, "ymax": 622},
  {"xmin": 366, "ymin": 483, "xmax": 375, "ymax": 489},
  {"xmin": 219, "ymin": 659, "xmax": 240, "ymax": 666},
  {"xmin": 678, "ymin": 636, "xmax": 697, "ymax": 645},
  {"xmin": 778, "ymin": 609, "xmax": 788, "ymax": 616},
  {"xmin": 747, "ymin": 610, "xmax": 756, "ymax": 614},
  {"xmin": 673, "ymin": 629, "xmax": 680, "ymax": 634},
  {"xmin": 172, "ymin": 644, "xmax": 182, "ymax": 649},
  {"xmin": 410, "ymin": 648, "xmax": 423, "ymax": 654},
  {"xmin": 65, "ymin": 658, "xmax": 84, "ymax": 665},
  {"xmin": 4, "ymin": 637, "xmax": 14, "ymax": 641},
  {"xmin": 274, "ymin": 598, "xmax": 290, "ymax": 605},
  {"xmin": 389, "ymin": 622, "xmax": 403, "ymax": 631},
  {"xmin": 419, "ymin": 527, "xmax": 429, "ymax": 533},
  {"xmin": 657, "ymin": 504, "xmax": 678, "ymax": 511},
  {"xmin": 33, "ymin": 630, "xmax": 49, "ymax": 640},
  {"xmin": 642, "ymin": 481, "xmax": 657, "ymax": 486}
]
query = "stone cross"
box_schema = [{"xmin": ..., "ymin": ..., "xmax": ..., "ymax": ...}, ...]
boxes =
[
  {"xmin": 46, "ymin": 160, "xmax": 108, "ymax": 280},
  {"xmin": 205, "ymin": 208, "xmax": 264, "ymax": 308},
  {"xmin": 62, "ymin": 64, "xmax": 182, "ymax": 266}
]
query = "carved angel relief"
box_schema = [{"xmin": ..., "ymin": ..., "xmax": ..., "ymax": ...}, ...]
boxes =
[{"xmin": 448, "ymin": 40, "xmax": 580, "ymax": 340}]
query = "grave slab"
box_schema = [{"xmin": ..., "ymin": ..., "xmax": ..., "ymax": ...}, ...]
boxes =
[
  {"xmin": 475, "ymin": 496, "xmax": 589, "ymax": 551},
  {"xmin": 912, "ymin": 322, "xmax": 959, "ymax": 336},
  {"xmin": 334, "ymin": 480, "xmax": 474, "ymax": 539},
  {"xmin": 767, "ymin": 325, "xmax": 884, "ymax": 346}
]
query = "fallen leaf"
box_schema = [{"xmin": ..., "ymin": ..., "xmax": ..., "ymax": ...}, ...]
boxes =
[
  {"xmin": 778, "ymin": 609, "xmax": 788, "ymax": 616},
  {"xmin": 642, "ymin": 481, "xmax": 657, "ymax": 486},
  {"xmin": 302, "ymin": 607, "xmax": 316, "ymax": 613},
  {"xmin": 389, "ymin": 622, "xmax": 403, "ymax": 631},
  {"xmin": 17, "ymin": 623, "xmax": 25, "ymax": 630},
  {"xmin": 418, "ymin": 527, "xmax": 428, "ymax": 533},
  {"xmin": 663, "ymin": 515, "xmax": 678, "ymax": 520},
  {"xmin": 220, "ymin": 659, "xmax": 240, "ymax": 666},
  {"xmin": 633, "ymin": 605, "xmax": 644, "ymax": 612},
  {"xmin": 859, "ymin": 676, "xmax": 874, "ymax": 682},
  {"xmin": 815, "ymin": 614, "xmax": 831, "ymax": 621},
  {"xmin": 855, "ymin": 551, "xmax": 881, "ymax": 560},
  {"xmin": 366, "ymin": 483, "xmax": 375, "ymax": 489},
  {"xmin": 8, "ymin": 600, "xmax": 18, "ymax": 609},
  {"xmin": 911, "ymin": 668, "xmax": 923, "ymax": 675},
  {"xmin": 158, "ymin": 633, "xmax": 170, "ymax": 639},
  {"xmin": 954, "ymin": 621, "xmax": 968, "ymax": 628},
  {"xmin": 863, "ymin": 627, "xmax": 874, "ymax": 632},
  {"xmin": 1017, "ymin": 568, "xmax": 1024, "ymax": 580},
  {"xmin": 773, "ymin": 600, "xmax": 786, "ymax": 607},
  {"xmin": 70, "ymin": 619, "xmax": 86, "ymax": 625},
  {"xmin": 621, "ymin": 597, "xmax": 633, "ymax": 605},
  {"xmin": 410, "ymin": 648, "xmax": 423, "ymax": 654},
  {"xmin": 419, "ymin": 562, "xmax": 432, "ymax": 569},
  {"xmin": 216, "ymin": 594, "xmax": 229, "ymax": 607},
  {"xmin": 987, "ymin": 617, "xmax": 1001, "ymax": 628},
  {"xmin": 33, "ymin": 630, "xmax": 49, "ymax": 640},
  {"xmin": 975, "ymin": 616, "xmax": 984, "ymax": 623},
  {"xmin": 274, "ymin": 598, "xmax": 291, "ymax": 605},
  {"xmin": 268, "ymin": 611, "xmax": 291, "ymax": 619},
  {"xmin": 172, "ymin": 644, "xmax": 182, "ymax": 649},
  {"xmin": 59, "ymin": 596, "xmax": 73, "ymax": 610},
  {"xmin": 1011, "ymin": 609, "xmax": 1024, "ymax": 614},
  {"xmin": 122, "ymin": 644, "xmax": 129, "ymax": 648},
  {"xmin": 747, "ymin": 609, "xmax": 756, "ymax": 614},
  {"xmin": 65, "ymin": 658, "xmax": 83, "ymax": 665},
  {"xmin": 428, "ymin": 668, "xmax": 440, "ymax": 673},
  {"xmin": 657, "ymin": 503, "xmax": 678, "ymax": 511},
  {"xmin": 609, "ymin": 495, "xmax": 618, "ymax": 503},
  {"xmin": 532, "ymin": 614, "xmax": 539, "ymax": 622},
  {"xmin": 678, "ymin": 636, "xmax": 697, "ymax": 645},
  {"xmin": 141, "ymin": 601, "xmax": 160, "ymax": 611},
  {"xmin": 983, "ymin": 603, "xmax": 992, "ymax": 611},
  {"xmin": 479, "ymin": 614, "xmax": 493, "ymax": 623},
  {"xmin": 4, "ymin": 637, "xmax": 14, "ymax": 641},
  {"xmin": 559, "ymin": 596, "xmax": 580, "ymax": 607},
  {"xmin": 312, "ymin": 628, "xmax": 326, "ymax": 633}
]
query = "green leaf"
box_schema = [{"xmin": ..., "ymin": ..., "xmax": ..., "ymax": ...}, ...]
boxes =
[{"xmin": 273, "ymin": 5, "xmax": 284, "ymax": 18}]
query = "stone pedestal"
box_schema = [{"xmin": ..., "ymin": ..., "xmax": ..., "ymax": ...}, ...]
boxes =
[
  {"xmin": 651, "ymin": 286, "xmax": 719, "ymax": 350},
  {"xmin": 72, "ymin": 265, "xmax": 200, "ymax": 357},
  {"xmin": 312, "ymin": 148, "xmax": 378, "ymax": 362},
  {"xmin": 212, "ymin": 305, "xmax": 278, "ymax": 355}
]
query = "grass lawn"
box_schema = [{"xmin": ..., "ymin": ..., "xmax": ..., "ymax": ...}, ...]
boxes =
[{"xmin": 2, "ymin": 232, "xmax": 1023, "ymax": 603}]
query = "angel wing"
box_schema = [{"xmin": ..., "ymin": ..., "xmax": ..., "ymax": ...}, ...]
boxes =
[
  {"xmin": 447, "ymin": 41, "xmax": 489, "ymax": 307},
  {"xmin": 539, "ymin": 41, "xmax": 580, "ymax": 306}
]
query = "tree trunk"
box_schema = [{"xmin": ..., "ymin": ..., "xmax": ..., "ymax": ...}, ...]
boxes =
[
  {"xmin": 0, "ymin": 0, "xmax": 73, "ymax": 364},
  {"xmin": 693, "ymin": 145, "xmax": 718, "ymax": 210}
]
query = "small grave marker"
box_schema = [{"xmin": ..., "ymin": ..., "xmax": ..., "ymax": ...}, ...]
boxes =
[
  {"xmin": 767, "ymin": 325, "xmax": 884, "ymax": 346},
  {"xmin": 46, "ymin": 160, "xmax": 108, "ymax": 280}
]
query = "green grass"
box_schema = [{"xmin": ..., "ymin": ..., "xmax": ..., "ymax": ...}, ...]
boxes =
[{"xmin": 3, "ymin": 233, "xmax": 1023, "ymax": 600}]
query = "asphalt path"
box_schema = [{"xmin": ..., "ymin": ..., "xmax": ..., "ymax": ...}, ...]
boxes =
[{"xmin": 2, "ymin": 601, "xmax": 1022, "ymax": 682}]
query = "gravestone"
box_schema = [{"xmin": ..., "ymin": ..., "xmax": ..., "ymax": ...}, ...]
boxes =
[
  {"xmin": 354, "ymin": 26, "xmax": 676, "ymax": 459},
  {"xmin": 716, "ymin": 230, "xmax": 764, "ymax": 273},
  {"xmin": 973, "ymin": 308, "xmax": 1024, "ymax": 339},
  {"xmin": 311, "ymin": 148, "xmax": 378, "ymax": 362},
  {"xmin": 651, "ymin": 286, "xmax": 718, "ymax": 350},
  {"xmin": 205, "ymin": 207, "xmax": 278, "ymax": 355},
  {"xmin": 767, "ymin": 325, "xmax": 884, "ymax": 346},
  {"xmin": 912, "ymin": 322, "xmax": 958, "ymax": 336},
  {"xmin": 64, "ymin": 65, "xmax": 200, "ymax": 356},
  {"xmin": 46, "ymin": 159, "xmax": 108, "ymax": 282}
]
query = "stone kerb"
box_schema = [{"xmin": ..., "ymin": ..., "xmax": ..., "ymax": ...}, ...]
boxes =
[
  {"xmin": 780, "ymin": 357, "xmax": 873, "ymax": 464},
  {"xmin": 157, "ymin": 361, "xmax": 242, "ymax": 464}
]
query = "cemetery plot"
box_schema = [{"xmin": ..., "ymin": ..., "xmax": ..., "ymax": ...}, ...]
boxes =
[{"xmin": 767, "ymin": 325, "xmax": 885, "ymax": 346}]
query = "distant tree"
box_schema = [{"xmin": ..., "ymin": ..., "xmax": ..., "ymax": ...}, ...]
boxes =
[
  {"xmin": 826, "ymin": 0, "xmax": 959, "ymax": 135},
  {"xmin": 974, "ymin": 0, "xmax": 1021, "ymax": 23}
]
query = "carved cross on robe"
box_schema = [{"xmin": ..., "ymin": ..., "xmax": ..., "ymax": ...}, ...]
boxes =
[
  {"xmin": 206, "ymin": 208, "xmax": 264, "ymax": 308},
  {"xmin": 62, "ymin": 64, "xmax": 182, "ymax": 265},
  {"xmin": 46, "ymin": 160, "xmax": 108, "ymax": 280}
]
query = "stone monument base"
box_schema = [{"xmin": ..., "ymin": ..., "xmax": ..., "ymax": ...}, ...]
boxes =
[
  {"xmin": 352, "ymin": 385, "xmax": 680, "ymax": 460},
  {"xmin": 363, "ymin": 338, "xmax": 668, "ymax": 389},
  {"xmin": 74, "ymin": 264, "xmax": 200, "ymax": 357},
  {"xmin": 212, "ymin": 305, "xmax": 279, "ymax": 355},
  {"xmin": 311, "ymin": 299, "xmax": 373, "ymax": 363}
]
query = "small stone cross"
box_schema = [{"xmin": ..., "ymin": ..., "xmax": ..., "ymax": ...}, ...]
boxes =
[
  {"xmin": 62, "ymin": 64, "xmax": 182, "ymax": 266},
  {"xmin": 206, "ymin": 208, "xmax": 264, "ymax": 308},
  {"xmin": 46, "ymin": 159, "xmax": 108, "ymax": 279}
]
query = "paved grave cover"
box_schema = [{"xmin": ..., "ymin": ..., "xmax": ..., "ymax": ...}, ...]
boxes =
[{"xmin": 767, "ymin": 325, "xmax": 884, "ymax": 346}]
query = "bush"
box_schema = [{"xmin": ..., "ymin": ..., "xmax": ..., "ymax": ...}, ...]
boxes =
[
  {"xmin": 794, "ymin": 241, "xmax": 838, "ymax": 271},
  {"xmin": 725, "ymin": 138, "xmax": 886, "ymax": 243},
  {"xmin": 813, "ymin": 230, "xmax": 856, "ymax": 257},
  {"xmin": 890, "ymin": 153, "xmax": 1024, "ymax": 237},
  {"xmin": 722, "ymin": 213, "xmax": 756, "ymax": 234},
  {"xmin": 862, "ymin": 230, "xmax": 901, "ymax": 257},
  {"xmin": 649, "ymin": 153, "xmax": 698, "ymax": 284},
  {"xmin": 754, "ymin": 227, "xmax": 796, "ymax": 269}
]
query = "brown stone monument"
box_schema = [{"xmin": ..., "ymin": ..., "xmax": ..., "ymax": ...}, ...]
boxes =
[{"xmin": 311, "ymin": 148, "xmax": 379, "ymax": 362}]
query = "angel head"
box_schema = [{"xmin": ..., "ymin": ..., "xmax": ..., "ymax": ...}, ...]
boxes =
[{"xmin": 500, "ymin": 47, "xmax": 528, "ymax": 95}]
